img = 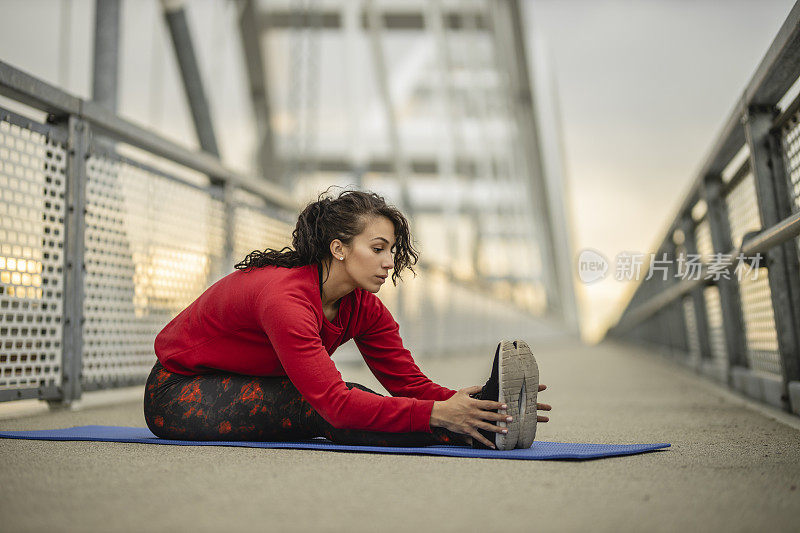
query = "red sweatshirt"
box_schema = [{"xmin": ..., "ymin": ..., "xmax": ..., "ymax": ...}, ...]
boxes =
[{"xmin": 153, "ymin": 263, "xmax": 457, "ymax": 433}]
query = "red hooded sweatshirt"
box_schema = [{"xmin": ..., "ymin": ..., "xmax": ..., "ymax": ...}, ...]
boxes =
[{"xmin": 153, "ymin": 263, "xmax": 457, "ymax": 433}]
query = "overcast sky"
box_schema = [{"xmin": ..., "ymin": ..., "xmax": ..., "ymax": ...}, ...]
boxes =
[{"xmin": 526, "ymin": 0, "xmax": 797, "ymax": 340}]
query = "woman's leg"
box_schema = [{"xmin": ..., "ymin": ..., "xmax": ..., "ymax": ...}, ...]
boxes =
[
  {"xmin": 143, "ymin": 360, "xmax": 318, "ymax": 441},
  {"xmin": 323, "ymin": 382, "xmax": 469, "ymax": 447},
  {"xmin": 143, "ymin": 361, "xmax": 467, "ymax": 446}
]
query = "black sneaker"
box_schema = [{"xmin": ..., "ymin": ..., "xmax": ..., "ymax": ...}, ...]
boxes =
[
  {"xmin": 469, "ymin": 342, "xmax": 501, "ymax": 449},
  {"xmin": 514, "ymin": 339, "xmax": 540, "ymax": 449},
  {"xmin": 470, "ymin": 340, "xmax": 540, "ymax": 450}
]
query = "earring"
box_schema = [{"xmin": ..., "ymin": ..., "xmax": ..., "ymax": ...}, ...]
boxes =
[{"xmin": 338, "ymin": 256, "xmax": 343, "ymax": 261}]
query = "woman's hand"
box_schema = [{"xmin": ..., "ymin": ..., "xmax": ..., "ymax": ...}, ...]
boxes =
[
  {"xmin": 429, "ymin": 385, "xmax": 511, "ymax": 449},
  {"xmin": 430, "ymin": 384, "xmax": 552, "ymax": 449},
  {"xmin": 536, "ymin": 384, "xmax": 551, "ymax": 422}
]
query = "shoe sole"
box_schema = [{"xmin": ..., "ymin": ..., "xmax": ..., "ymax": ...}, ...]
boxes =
[
  {"xmin": 495, "ymin": 340, "xmax": 524, "ymax": 450},
  {"xmin": 514, "ymin": 340, "xmax": 539, "ymax": 449}
]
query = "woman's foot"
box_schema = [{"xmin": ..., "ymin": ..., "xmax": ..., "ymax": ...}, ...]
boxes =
[{"xmin": 470, "ymin": 339, "xmax": 539, "ymax": 450}]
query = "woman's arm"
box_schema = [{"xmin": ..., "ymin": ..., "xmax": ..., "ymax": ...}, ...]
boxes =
[
  {"xmin": 257, "ymin": 290, "xmax": 436, "ymax": 433},
  {"xmin": 354, "ymin": 293, "xmax": 457, "ymax": 402}
]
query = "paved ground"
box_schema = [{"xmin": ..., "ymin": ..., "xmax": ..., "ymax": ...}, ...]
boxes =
[{"xmin": 1, "ymin": 334, "xmax": 799, "ymax": 532}]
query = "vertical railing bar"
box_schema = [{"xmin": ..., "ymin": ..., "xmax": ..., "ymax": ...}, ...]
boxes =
[
  {"xmin": 680, "ymin": 215, "xmax": 714, "ymax": 364},
  {"xmin": 664, "ymin": 242, "xmax": 687, "ymax": 357},
  {"xmin": 49, "ymin": 115, "xmax": 90, "ymax": 409},
  {"xmin": 744, "ymin": 105, "xmax": 800, "ymax": 412},
  {"xmin": 703, "ymin": 172, "xmax": 749, "ymax": 380},
  {"xmin": 221, "ymin": 183, "xmax": 236, "ymax": 279}
]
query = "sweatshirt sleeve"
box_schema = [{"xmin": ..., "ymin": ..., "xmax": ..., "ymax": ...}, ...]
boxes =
[
  {"xmin": 256, "ymin": 288, "xmax": 435, "ymax": 433},
  {"xmin": 354, "ymin": 293, "xmax": 458, "ymax": 403}
]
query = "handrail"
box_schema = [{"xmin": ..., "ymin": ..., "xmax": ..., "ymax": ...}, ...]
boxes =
[
  {"xmin": 0, "ymin": 60, "xmax": 298, "ymax": 211},
  {"xmin": 611, "ymin": 210, "xmax": 800, "ymax": 334}
]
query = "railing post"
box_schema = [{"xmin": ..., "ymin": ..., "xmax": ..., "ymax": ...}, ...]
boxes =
[
  {"xmin": 744, "ymin": 105, "xmax": 800, "ymax": 411},
  {"xmin": 49, "ymin": 115, "xmax": 90, "ymax": 408},
  {"xmin": 680, "ymin": 216, "xmax": 713, "ymax": 364},
  {"xmin": 222, "ymin": 183, "xmax": 236, "ymax": 276},
  {"xmin": 703, "ymin": 173, "xmax": 748, "ymax": 379},
  {"xmin": 663, "ymin": 242, "xmax": 689, "ymax": 357},
  {"xmin": 206, "ymin": 177, "xmax": 235, "ymax": 283}
]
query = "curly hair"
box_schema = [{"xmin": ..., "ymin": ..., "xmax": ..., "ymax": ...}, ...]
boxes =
[{"xmin": 234, "ymin": 187, "xmax": 418, "ymax": 285}]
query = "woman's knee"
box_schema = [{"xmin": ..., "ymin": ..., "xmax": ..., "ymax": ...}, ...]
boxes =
[
  {"xmin": 143, "ymin": 390, "xmax": 175, "ymax": 439},
  {"xmin": 142, "ymin": 361, "xmax": 202, "ymax": 439},
  {"xmin": 345, "ymin": 381, "xmax": 381, "ymax": 396}
]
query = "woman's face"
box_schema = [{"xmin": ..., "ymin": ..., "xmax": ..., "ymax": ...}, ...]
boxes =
[{"xmin": 341, "ymin": 216, "xmax": 396, "ymax": 293}]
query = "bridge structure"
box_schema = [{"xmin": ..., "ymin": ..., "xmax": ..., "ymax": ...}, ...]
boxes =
[
  {"xmin": 0, "ymin": 1, "xmax": 799, "ymax": 531},
  {"xmin": 0, "ymin": 0, "xmax": 576, "ymax": 408}
]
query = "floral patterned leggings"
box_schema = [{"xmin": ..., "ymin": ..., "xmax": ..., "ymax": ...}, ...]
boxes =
[{"xmin": 143, "ymin": 360, "xmax": 467, "ymax": 447}]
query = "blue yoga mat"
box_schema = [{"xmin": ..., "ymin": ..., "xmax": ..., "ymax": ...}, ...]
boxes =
[{"xmin": 0, "ymin": 425, "xmax": 669, "ymax": 460}]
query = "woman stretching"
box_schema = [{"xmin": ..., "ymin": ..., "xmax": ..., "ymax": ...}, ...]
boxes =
[{"xmin": 144, "ymin": 189, "xmax": 551, "ymax": 450}]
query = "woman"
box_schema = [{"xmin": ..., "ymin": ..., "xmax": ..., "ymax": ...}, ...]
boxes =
[{"xmin": 144, "ymin": 189, "xmax": 551, "ymax": 450}]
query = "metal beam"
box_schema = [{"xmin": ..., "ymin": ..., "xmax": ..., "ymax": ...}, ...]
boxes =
[
  {"xmin": 81, "ymin": 99, "xmax": 296, "ymax": 209},
  {"xmin": 343, "ymin": 0, "xmax": 366, "ymax": 187},
  {"xmin": 91, "ymin": 0, "xmax": 120, "ymax": 111},
  {"xmin": 0, "ymin": 385, "xmax": 62, "ymax": 403},
  {"xmin": 703, "ymin": 174, "xmax": 748, "ymax": 373},
  {"xmin": 680, "ymin": 216, "xmax": 714, "ymax": 362},
  {"xmin": 1, "ymin": 61, "xmax": 290, "ymax": 203},
  {"xmin": 257, "ymin": 9, "xmax": 488, "ymax": 31},
  {"xmin": 525, "ymin": 1, "xmax": 580, "ymax": 332},
  {"xmin": 664, "ymin": 242, "xmax": 689, "ymax": 355},
  {"xmin": 56, "ymin": 115, "xmax": 91, "ymax": 406},
  {"xmin": 493, "ymin": 0, "xmax": 563, "ymax": 320},
  {"xmin": 0, "ymin": 60, "xmax": 81, "ymax": 116},
  {"xmin": 365, "ymin": 0, "xmax": 413, "ymax": 323},
  {"xmin": 238, "ymin": 0, "xmax": 280, "ymax": 182},
  {"xmin": 746, "ymin": 0, "xmax": 800, "ymax": 105},
  {"xmin": 278, "ymin": 156, "xmax": 487, "ymax": 176},
  {"xmin": 741, "ymin": 210, "xmax": 800, "ymax": 254},
  {"xmin": 365, "ymin": 0, "xmax": 412, "ymax": 213},
  {"xmin": 425, "ymin": 0, "xmax": 461, "ymax": 266},
  {"xmin": 161, "ymin": 0, "xmax": 220, "ymax": 157},
  {"xmin": 457, "ymin": 7, "xmax": 509, "ymax": 282}
]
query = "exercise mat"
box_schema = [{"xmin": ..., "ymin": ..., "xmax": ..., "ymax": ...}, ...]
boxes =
[{"xmin": 0, "ymin": 425, "xmax": 670, "ymax": 460}]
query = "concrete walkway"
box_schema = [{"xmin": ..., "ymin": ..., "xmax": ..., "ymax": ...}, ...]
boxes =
[{"xmin": 1, "ymin": 335, "xmax": 799, "ymax": 532}]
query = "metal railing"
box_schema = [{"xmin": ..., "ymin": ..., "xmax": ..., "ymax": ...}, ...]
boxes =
[
  {"xmin": 606, "ymin": 3, "xmax": 800, "ymax": 416},
  {"xmin": 0, "ymin": 60, "xmax": 548, "ymax": 406}
]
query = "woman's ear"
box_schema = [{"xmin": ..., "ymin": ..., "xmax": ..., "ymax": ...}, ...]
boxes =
[{"xmin": 330, "ymin": 239, "xmax": 344, "ymax": 261}]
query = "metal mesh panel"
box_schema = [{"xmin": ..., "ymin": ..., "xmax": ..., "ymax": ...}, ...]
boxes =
[
  {"xmin": 82, "ymin": 153, "xmax": 226, "ymax": 386},
  {"xmin": 780, "ymin": 110, "xmax": 800, "ymax": 268},
  {"xmin": 724, "ymin": 172, "xmax": 781, "ymax": 375},
  {"xmin": 231, "ymin": 204, "xmax": 293, "ymax": 266},
  {"xmin": 737, "ymin": 267, "xmax": 781, "ymax": 375},
  {"xmin": 0, "ymin": 114, "xmax": 66, "ymax": 391},
  {"xmin": 703, "ymin": 285, "xmax": 728, "ymax": 367},
  {"xmin": 726, "ymin": 172, "xmax": 762, "ymax": 249},
  {"xmin": 682, "ymin": 296, "xmax": 701, "ymax": 365},
  {"xmin": 694, "ymin": 219, "xmax": 714, "ymax": 261},
  {"xmin": 781, "ymin": 110, "xmax": 800, "ymax": 212}
]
